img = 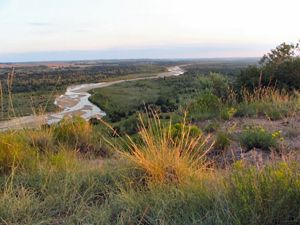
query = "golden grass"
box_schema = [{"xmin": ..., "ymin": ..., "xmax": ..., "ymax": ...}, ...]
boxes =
[
  {"xmin": 106, "ymin": 113, "xmax": 214, "ymax": 184},
  {"xmin": 0, "ymin": 131, "xmax": 37, "ymax": 174},
  {"xmin": 242, "ymin": 86, "xmax": 292, "ymax": 104}
]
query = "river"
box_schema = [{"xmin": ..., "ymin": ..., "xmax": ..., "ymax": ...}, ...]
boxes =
[{"xmin": 0, "ymin": 66, "xmax": 185, "ymax": 130}]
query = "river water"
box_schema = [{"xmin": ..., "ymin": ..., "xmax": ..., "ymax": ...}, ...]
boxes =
[
  {"xmin": 48, "ymin": 66, "xmax": 185, "ymax": 124},
  {"xmin": 0, "ymin": 66, "xmax": 184, "ymax": 130}
]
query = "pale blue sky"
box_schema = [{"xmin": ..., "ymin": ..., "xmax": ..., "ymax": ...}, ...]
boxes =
[{"xmin": 0, "ymin": 0, "xmax": 299, "ymax": 62}]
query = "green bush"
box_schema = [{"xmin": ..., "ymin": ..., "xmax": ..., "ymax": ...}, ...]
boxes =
[
  {"xmin": 113, "ymin": 115, "xmax": 140, "ymax": 135},
  {"xmin": 235, "ymin": 42, "xmax": 300, "ymax": 91},
  {"xmin": 239, "ymin": 126, "xmax": 279, "ymax": 151},
  {"xmin": 52, "ymin": 116, "xmax": 109, "ymax": 155},
  {"xmin": 171, "ymin": 123, "xmax": 202, "ymax": 139},
  {"xmin": 214, "ymin": 131, "xmax": 231, "ymax": 150},
  {"xmin": 53, "ymin": 117, "xmax": 91, "ymax": 144},
  {"xmin": 189, "ymin": 92, "xmax": 222, "ymax": 120},
  {"xmin": 220, "ymin": 107, "xmax": 237, "ymax": 120},
  {"xmin": 235, "ymin": 102, "xmax": 257, "ymax": 117},
  {"xmin": 208, "ymin": 72, "xmax": 230, "ymax": 100}
]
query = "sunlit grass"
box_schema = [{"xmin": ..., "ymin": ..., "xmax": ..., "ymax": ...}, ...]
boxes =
[
  {"xmin": 106, "ymin": 113, "xmax": 214, "ymax": 184},
  {"xmin": 0, "ymin": 131, "xmax": 38, "ymax": 174},
  {"xmin": 0, "ymin": 115, "xmax": 299, "ymax": 224},
  {"xmin": 236, "ymin": 87, "xmax": 300, "ymax": 120}
]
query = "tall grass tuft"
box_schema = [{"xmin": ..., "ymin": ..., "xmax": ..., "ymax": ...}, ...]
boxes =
[
  {"xmin": 0, "ymin": 132, "xmax": 38, "ymax": 174},
  {"xmin": 242, "ymin": 86, "xmax": 291, "ymax": 104},
  {"xmin": 236, "ymin": 87, "xmax": 300, "ymax": 119},
  {"xmin": 225, "ymin": 161, "xmax": 300, "ymax": 224},
  {"xmin": 107, "ymin": 113, "xmax": 214, "ymax": 184}
]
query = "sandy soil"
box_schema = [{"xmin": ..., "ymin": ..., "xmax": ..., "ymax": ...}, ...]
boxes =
[
  {"xmin": 0, "ymin": 115, "xmax": 48, "ymax": 131},
  {"xmin": 197, "ymin": 114, "xmax": 300, "ymax": 167}
]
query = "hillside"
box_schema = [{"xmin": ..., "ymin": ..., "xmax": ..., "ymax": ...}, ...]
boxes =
[{"xmin": 1, "ymin": 44, "xmax": 300, "ymax": 224}]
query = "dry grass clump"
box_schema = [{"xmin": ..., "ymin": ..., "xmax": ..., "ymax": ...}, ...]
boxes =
[
  {"xmin": 107, "ymin": 114, "xmax": 214, "ymax": 184},
  {"xmin": 242, "ymin": 86, "xmax": 293, "ymax": 104},
  {"xmin": 26, "ymin": 129, "xmax": 55, "ymax": 153},
  {"xmin": 236, "ymin": 87, "xmax": 300, "ymax": 120}
]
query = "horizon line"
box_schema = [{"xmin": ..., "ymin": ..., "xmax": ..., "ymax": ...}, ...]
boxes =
[{"xmin": 0, "ymin": 56, "xmax": 261, "ymax": 64}]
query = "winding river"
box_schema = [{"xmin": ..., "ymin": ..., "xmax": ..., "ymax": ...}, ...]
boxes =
[{"xmin": 0, "ymin": 66, "xmax": 185, "ymax": 130}]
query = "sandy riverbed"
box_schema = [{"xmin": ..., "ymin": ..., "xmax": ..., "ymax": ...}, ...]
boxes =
[{"xmin": 0, "ymin": 66, "xmax": 185, "ymax": 130}]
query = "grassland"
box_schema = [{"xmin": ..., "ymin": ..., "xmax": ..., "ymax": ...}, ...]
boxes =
[
  {"xmin": 1, "ymin": 115, "xmax": 300, "ymax": 224},
  {"xmin": 1, "ymin": 57, "xmax": 300, "ymax": 224},
  {"xmin": 1, "ymin": 79, "xmax": 299, "ymax": 224}
]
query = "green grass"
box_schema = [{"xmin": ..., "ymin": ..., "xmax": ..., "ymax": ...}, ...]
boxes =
[
  {"xmin": 214, "ymin": 131, "xmax": 231, "ymax": 150},
  {"xmin": 235, "ymin": 88, "xmax": 300, "ymax": 120},
  {"xmin": 89, "ymin": 73, "xmax": 232, "ymax": 122},
  {"xmin": 1, "ymin": 152, "xmax": 299, "ymax": 224},
  {"xmin": 1, "ymin": 64, "xmax": 300, "ymax": 224},
  {"xmin": 0, "ymin": 116, "xmax": 299, "ymax": 224},
  {"xmin": 0, "ymin": 91, "xmax": 59, "ymax": 121},
  {"xmin": 89, "ymin": 80, "xmax": 162, "ymax": 117}
]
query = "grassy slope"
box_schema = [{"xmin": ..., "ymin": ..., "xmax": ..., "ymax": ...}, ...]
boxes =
[
  {"xmin": 0, "ymin": 117, "xmax": 300, "ymax": 224},
  {"xmin": 1, "ymin": 61, "xmax": 300, "ymax": 224}
]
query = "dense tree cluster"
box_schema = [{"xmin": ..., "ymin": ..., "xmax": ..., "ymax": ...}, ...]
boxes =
[
  {"xmin": 0, "ymin": 63, "xmax": 165, "ymax": 94},
  {"xmin": 236, "ymin": 41, "xmax": 300, "ymax": 91}
]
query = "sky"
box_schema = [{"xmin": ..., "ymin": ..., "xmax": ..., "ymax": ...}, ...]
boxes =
[{"xmin": 0, "ymin": 0, "xmax": 299, "ymax": 62}]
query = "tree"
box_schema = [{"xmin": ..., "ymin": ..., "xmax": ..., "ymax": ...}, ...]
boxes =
[
  {"xmin": 259, "ymin": 41, "xmax": 300, "ymax": 68},
  {"xmin": 236, "ymin": 41, "xmax": 300, "ymax": 91}
]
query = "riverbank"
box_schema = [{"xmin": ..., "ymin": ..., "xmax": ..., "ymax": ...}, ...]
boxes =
[{"xmin": 0, "ymin": 66, "xmax": 185, "ymax": 130}]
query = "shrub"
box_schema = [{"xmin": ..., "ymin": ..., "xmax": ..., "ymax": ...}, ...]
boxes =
[
  {"xmin": 53, "ymin": 116, "xmax": 95, "ymax": 152},
  {"xmin": 114, "ymin": 115, "xmax": 140, "ymax": 135},
  {"xmin": 46, "ymin": 148, "xmax": 79, "ymax": 171},
  {"xmin": 235, "ymin": 42, "xmax": 300, "ymax": 91},
  {"xmin": 214, "ymin": 131, "xmax": 231, "ymax": 150},
  {"xmin": 208, "ymin": 72, "xmax": 230, "ymax": 100},
  {"xmin": 239, "ymin": 126, "xmax": 279, "ymax": 151},
  {"xmin": 155, "ymin": 96, "xmax": 178, "ymax": 113},
  {"xmin": 53, "ymin": 116, "xmax": 91, "ymax": 142},
  {"xmin": 52, "ymin": 116, "xmax": 111, "ymax": 156},
  {"xmin": 235, "ymin": 66, "xmax": 262, "ymax": 92},
  {"xmin": 235, "ymin": 102, "xmax": 257, "ymax": 117},
  {"xmin": 188, "ymin": 92, "xmax": 221, "ymax": 120},
  {"xmin": 171, "ymin": 123, "xmax": 202, "ymax": 140},
  {"xmin": 273, "ymin": 58, "xmax": 300, "ymax": 90},
  {"xmin": 220, "ymin": 107, "xmax": 237, "ymax": 120}
]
